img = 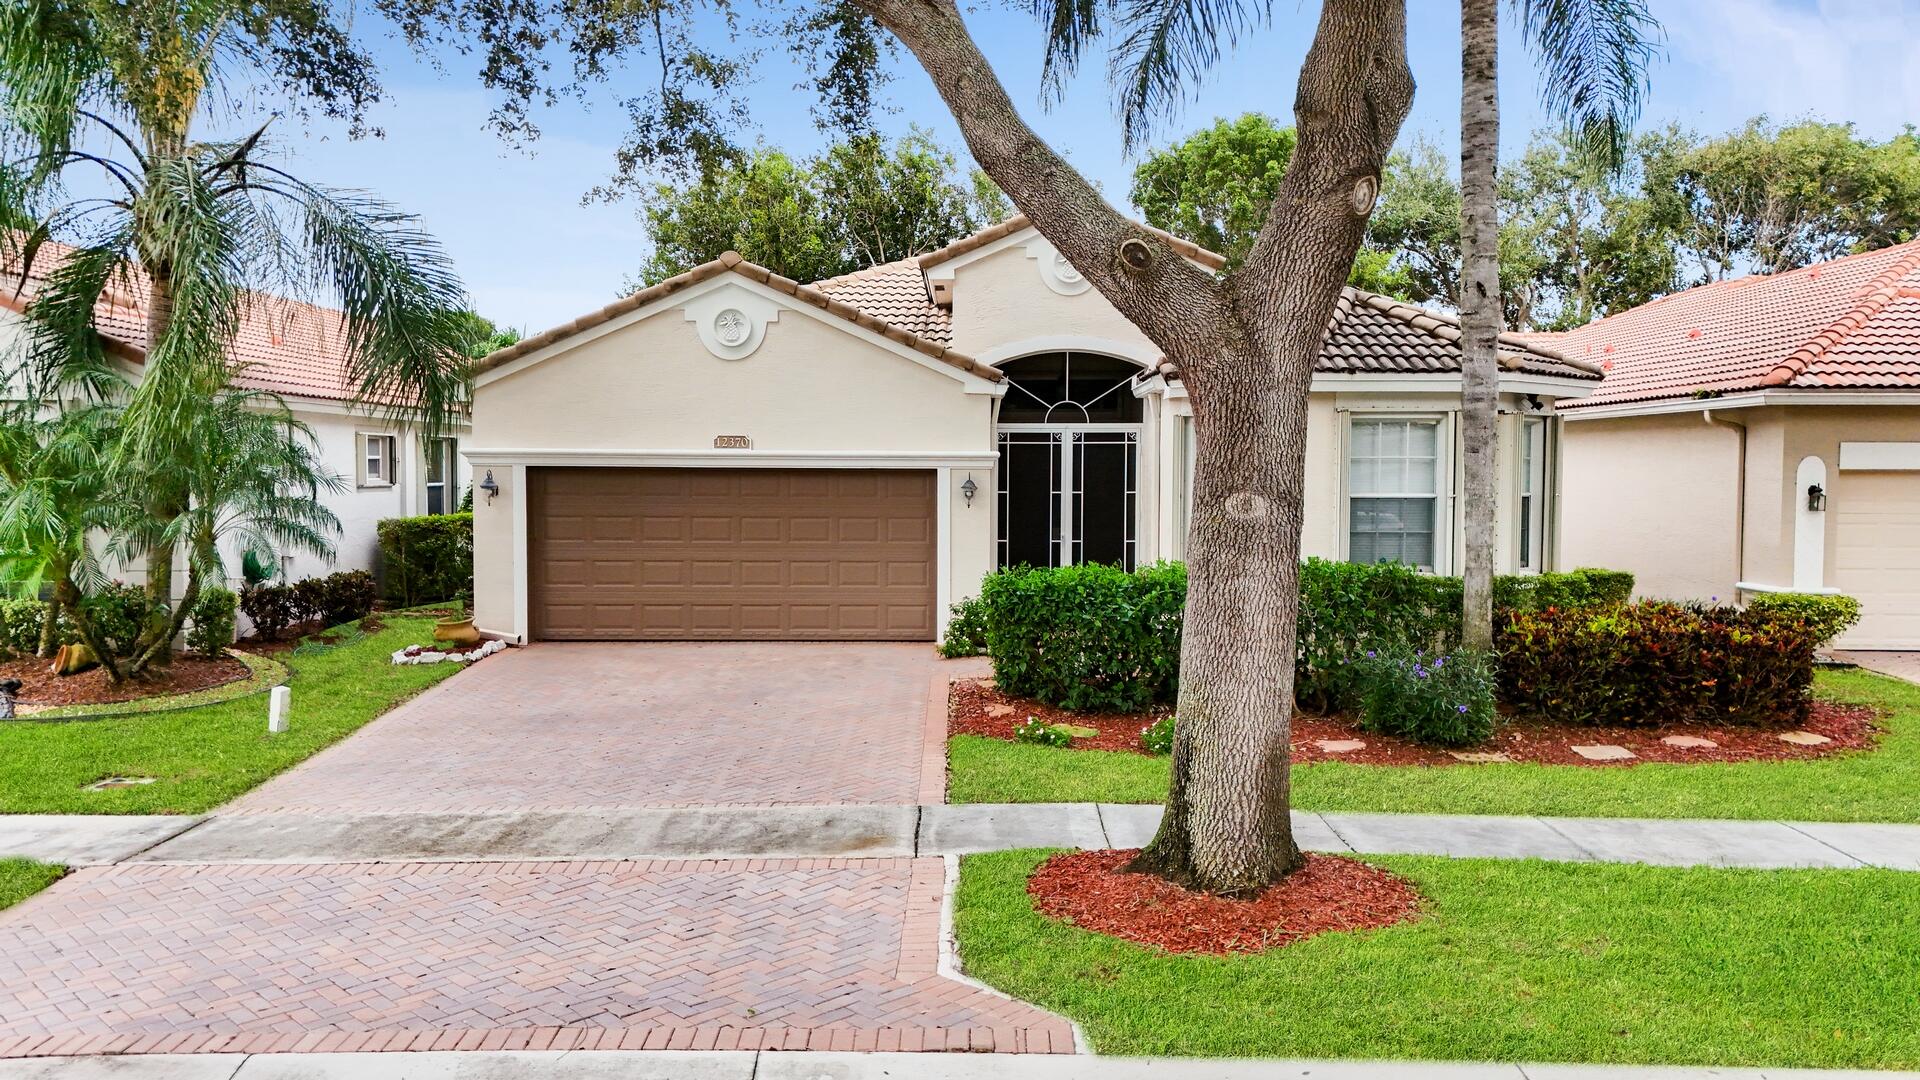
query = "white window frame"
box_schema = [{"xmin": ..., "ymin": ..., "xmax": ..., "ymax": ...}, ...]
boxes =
[
  {"xmin": 1515, "ymin": 415, "xmax": 1550, "ymax": 573},
  {"xmin": 1339, "ymin": 411, "xmax": 1452, "ymax": 574},
  {"xmin": 424, "ymin": 436, "xmax": 459, "ymax": 513},
  {"xmin": 357, "ymin": 432, "xmax": 397, "ymax": 489}
]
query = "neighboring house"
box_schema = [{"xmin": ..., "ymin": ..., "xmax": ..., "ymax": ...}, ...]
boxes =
[
  {"xmin": 467, "ymin": 216, "xmax": 1601, "ymax": 643},
  {"xmin": 0, "ymin": 244, "xmax": 471, "ymax": 587},
  {"xmin": 1547, "ymin": 239, "xmax": 1920, "ymax": 649}
]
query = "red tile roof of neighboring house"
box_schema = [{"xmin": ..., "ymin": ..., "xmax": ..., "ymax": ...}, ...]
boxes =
[
  {"xmin": 1540, "ymin": 239, "xmax": 1920, "ymax": 410},
  {"xmin": 3, "ymin": 240, "xmax": 374, "ymax": 404}
]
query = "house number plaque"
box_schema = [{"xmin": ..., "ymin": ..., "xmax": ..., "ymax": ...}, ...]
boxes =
[{"xmin": 713, "ymin": 435, "xmax": 752, "ymax": 449}]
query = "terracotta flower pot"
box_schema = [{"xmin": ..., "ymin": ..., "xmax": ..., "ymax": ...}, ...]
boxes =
[{"xmin": 433, "ymin": 617, "xmax": 482, "ymax": 649}]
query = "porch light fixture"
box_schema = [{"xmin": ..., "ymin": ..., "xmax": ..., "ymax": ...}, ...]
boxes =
[
  {"xmin": 479, "ymin": 469, "xmax": 500, "ymax": 505},
  {"xmin": 1806, "ymin": 483, "xmax": 1826, "ymax": 512},
  {"xmin": 960, "ymin": 474, "xmax": 979, "ymax": 507}
]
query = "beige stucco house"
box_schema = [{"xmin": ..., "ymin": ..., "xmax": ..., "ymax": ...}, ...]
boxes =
[
  {"xmin": 1550, "ymin": 239, "xmax": 1920, "ymax": 649},
  {"xmin": 468, "ymin": 217, "xmax": 1601, "ymax": 642}
]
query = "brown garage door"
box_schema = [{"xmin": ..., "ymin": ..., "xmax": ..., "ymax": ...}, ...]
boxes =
[{"xmin": 530, "ymin": 467, "xmax": 936, "ymax": 641}]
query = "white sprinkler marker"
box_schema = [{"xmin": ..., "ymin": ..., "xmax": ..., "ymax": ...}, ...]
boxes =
[{"xmin": 268, "ymin": 685, "xmax": 291, "ymax": 734}]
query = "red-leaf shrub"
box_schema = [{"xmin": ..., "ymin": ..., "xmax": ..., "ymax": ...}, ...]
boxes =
[{"xmin": 1497, "ymin": 601, "xmax": 1817, "ymax": 727}]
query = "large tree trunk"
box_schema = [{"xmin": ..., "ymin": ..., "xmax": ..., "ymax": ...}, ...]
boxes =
[
  {"xmin": 1458, "ymin": 0, "xmax": 1502, "ymax": 650},
  {"xmin": 854, "ymin": 0, "xmax": 1412, "ymax": 893}
]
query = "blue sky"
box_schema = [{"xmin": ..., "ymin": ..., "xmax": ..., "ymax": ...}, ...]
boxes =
[{"xmin": 269, "ymin": 0, "xmax": 1920, "ymax": 330}]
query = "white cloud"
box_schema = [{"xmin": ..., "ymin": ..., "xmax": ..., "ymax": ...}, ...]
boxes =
[{"xmin": 1662, "ymin": 0, "xmax": 1920, "ymax": 136}]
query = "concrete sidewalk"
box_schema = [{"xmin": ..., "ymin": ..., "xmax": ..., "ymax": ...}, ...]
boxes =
[
  {"xmin": 8, "ymin": 805, "xmax": 1920, "ymax": 871},
  {"xmin": 1, "ymin": 1050, "xmax": 1910, "ymax": 1079}
]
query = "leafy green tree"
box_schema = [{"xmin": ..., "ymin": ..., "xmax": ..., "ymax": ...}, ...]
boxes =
[
  {"xmin": 1130, "ymin": 114, "xmax": 1296, "ymax": 266},
  {"xmin": 1648, "ymin": 118, "xmax": 1920, "ymax": 283},
  {"xmin": 450, "ymin": 311, "xmax": 522, "ymax": 360},
  {"xmin": 627, "ymin": 129, "xmax": 1007, "ymax": 287},
  {"xmin": 1, "ymin": 0, "xmax": 473, "ymax": 666}
]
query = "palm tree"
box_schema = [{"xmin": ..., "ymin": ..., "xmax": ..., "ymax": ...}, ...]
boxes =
[
  {"xmin": 110, "ymin": 390, "xmax": 344, "ymax": 671},
  {"xmin": 0, "ymin": 0, "xmax": 472, "ymax": 662},
  {"xmin": 1457, "ymin": 0, "xmax": 1658, "ymax": 649},
  {"xmin": 0, "ymin": 404, "xmax": 130, "ymax": 676}
]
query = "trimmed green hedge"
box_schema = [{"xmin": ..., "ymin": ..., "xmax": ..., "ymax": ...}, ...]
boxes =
[
  {"xmin": 1745, "ymin": 592, "xmax": 1862, "ymax": 648},
  {"xmin": 0, "ymin": 585, "xmax": 153, "ymax": 660},
  {"xmin": 979, "ymin": 562, "xmax": 1186, "ymax": 712},
  {"xmin": 965, "ymin": 560, "xmax": 1638, "ymax": 713},
  {"xmin": 377, "ymin": 513, "xmax": 473, "ymax": 606}
]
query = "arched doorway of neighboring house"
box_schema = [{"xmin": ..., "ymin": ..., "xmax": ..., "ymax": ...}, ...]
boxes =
[{"xmin": 995, "ymin": 351, "xmax": 1144, "ymax": 570}]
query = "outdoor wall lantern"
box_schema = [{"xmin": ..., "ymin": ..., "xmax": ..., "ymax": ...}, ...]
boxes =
[
  {"xmin": 480, "ymin": 469, "xmax": 501, "ymax": 505},
  {"xmin": 1807, "ymin": 483, "xmax": 1826, "ymax": 512},
  {"xmin": 960, "ymin": 474, "xmax": 979, "ymax": 507}
]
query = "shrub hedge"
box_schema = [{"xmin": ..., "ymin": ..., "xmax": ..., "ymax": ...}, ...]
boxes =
[
  {"xmin": 1353, "ymin": 644, "xmax": 1498, "ymax": 747},
  {"xmin": 187, "ymin": 588, "xmax": 239, "ymax": 657},
  {"xmin": 1744, "ymin": 592, "xmax": 1863, "ymax": 648},
  {"xmin": 0, "ymin": 586, "xmax": 153, "ymax": 659},
  {"xmin": 978, "ymin": 562, "xmax": 1185, "ymax": 712},
  {"xmin": 377, "ymin": 513, "xmax": 473, "ymax": 607},
  {"xmin": 963, "ymin": 559, "xmax": 1638, "ymax": 714},
  {"xmin": 1498, "ymin": 601, "xmax": 1817, "ymax": 727},
  {"xmin": 240, "ymin": 569, "xmax": 379, "ymax": 641}
]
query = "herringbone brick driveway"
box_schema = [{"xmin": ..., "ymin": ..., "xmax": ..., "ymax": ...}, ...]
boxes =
[
  {"xmin": 228, "ymin": 642, "xmax": 982, "ymax": 812},
  {"xmin": 0, "ymin": 858, "xmax": 1072, "ymax": 1057}
]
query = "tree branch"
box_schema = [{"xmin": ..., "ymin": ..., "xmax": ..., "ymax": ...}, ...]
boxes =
[{"xmin": 848, "ymin": 0, "xmax": 1230, "ymax": 355}]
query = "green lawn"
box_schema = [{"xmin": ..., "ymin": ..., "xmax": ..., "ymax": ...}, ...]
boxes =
[
  {"xmin": 949, "ymin": 668, "xmax": 1920, "ymax": 821},
  {"xmin": 0, "ymin": 860, "xmax": 64, "ymax": 910},
  {"xmin": 958, "ymin": 849, "xmax": 1920, "ymax": 1067},
  {"xmin": 0, "ymin": 615, "xmax": 463, "ymax": 814}
]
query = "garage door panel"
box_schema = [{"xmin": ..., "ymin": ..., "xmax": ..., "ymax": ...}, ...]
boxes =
[
  {"xmin": 1835, "ymin": 471, "xmax": 1920, "ymax": 649},
  {"xmin": 531, "ymin": 467, "xmax": 936, "ymax": 640}
]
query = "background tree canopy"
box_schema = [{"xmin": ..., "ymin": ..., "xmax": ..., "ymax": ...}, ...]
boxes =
[
  {"xmin": 1134, "ymin": 113, "xmax": 1920, "ymax": 331},
  {"xmin": 625, "ymin": 128, "xmax": 1009, "ymax": 289}
]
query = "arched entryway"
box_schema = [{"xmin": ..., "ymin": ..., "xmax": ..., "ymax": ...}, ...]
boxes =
[{"xmin": 995, "ymin": 351, "xmax": 1144, "ymax": 569}]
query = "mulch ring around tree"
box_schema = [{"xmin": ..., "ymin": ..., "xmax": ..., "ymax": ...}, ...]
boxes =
[
  {"xmin": 2, "ymin": 653, "xmax": 251, "ymax": 709},
  {"xmin": 951, "ymin": 678, "xmax": 1880, "ymax": 766},
  {"xmin": 1028, "ymin": 849, "xmax": 1422, "ymax": 955}
]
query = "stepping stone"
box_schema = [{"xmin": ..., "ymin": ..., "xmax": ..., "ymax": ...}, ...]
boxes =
[
  {"xmin": 1660, "ymin": 735, "xmax": 1719, "ymax": 749},
  {"xmin": 1571, "ymin": 744, "xmax": 1636, "ymax": 761},
  {"xmin": 1314, "ymin": 739, "xmax": 1367, "ymax": 754},
  {"xmin": 1778, "ymin": 730, "xmax": 1832, "ymax": 746},
  {"xmin": 1055, "ymin": 724, "xmax": 1100, "ymax": 739},
  {"xmin": 1448, "ymin": 751, "xmax": 1513, "ymax": 763},
  {"xmin": 984, "ymin": 703, "xmax": 1017, "ymax": 718}
]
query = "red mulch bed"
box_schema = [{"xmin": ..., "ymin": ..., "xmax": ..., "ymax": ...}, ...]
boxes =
[
  {"xmin": 1028, "ymin": 849, "xmax": 1421, "ymax": 955},
  {"xmin": 2, "ymin": 653, "xmax": 250, "ymax": 709},
  {"xmin": 242, "ymin": 613, "xmax": 392, "ymax": 654},
  {"xmin": 952, "ymin": 679, "xmax": 1880, "ymax": 766}
]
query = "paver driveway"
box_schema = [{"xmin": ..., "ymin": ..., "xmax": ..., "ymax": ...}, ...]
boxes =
[
  {"xmin": 0, "ymin": 641, "xmax": 1069, "ymax": 1060},
  {"xmin": 229, "ymin": 642, "xmax": 977, "ymax": 813},
  {"xmin": 0, "ymin": 858, "xmax": 1072, "ymax": 1056}
]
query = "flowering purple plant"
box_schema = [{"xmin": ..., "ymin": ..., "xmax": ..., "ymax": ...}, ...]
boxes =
[{"xmin": 1352, "ymin": 643, "xmax": 1497, "ymax": 748}]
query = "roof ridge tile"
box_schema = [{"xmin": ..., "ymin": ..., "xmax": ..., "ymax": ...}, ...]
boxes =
[{"xmin": 1762, "ymin": 242, "xmax": 1920, "ymax": 387}]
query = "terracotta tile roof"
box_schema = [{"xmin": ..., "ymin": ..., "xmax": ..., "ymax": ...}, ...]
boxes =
[
  {"xmin": 1144, "ymin": 287, "xmax": 1598, "ymax": 383},
  {"xmin": 476, "ymin": 251, "xmax": 1001, "ymax": 381},
  {"xmin": 1539, "ymin": 239, "xmax": 1920, "ymax": 409},
  {"xmin": 913, "ymin": 214, "xmax": 1229, "ymax": 273},
  {"xmin": 812, "ymin": 258, "xmax": 951, "ymax": 345},
  {"xmin": 3, "ymin": 240, "xmax": 381, "ymax": 404}
]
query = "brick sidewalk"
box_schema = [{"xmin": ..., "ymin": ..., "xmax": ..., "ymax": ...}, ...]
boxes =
[
  {"xmin": 227, "ymin": 643, "xmax": 987, "ymax": 813},
  {"xmin": 0, "ymin": 857, "xmax": 1072, "ymax": 1058}
]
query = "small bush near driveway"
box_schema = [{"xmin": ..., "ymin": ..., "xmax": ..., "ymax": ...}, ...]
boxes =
[
  {"xmin": 980, "ymin": 562, "xmax": 1185, "ymax": 712},
  {"xmin": 1745, "ymin": 591, "xmax": 1862, "ymax": 647},
  {"xmin": 1500, "ymin": 601, "xmax": 1818, "ymax": 727}
]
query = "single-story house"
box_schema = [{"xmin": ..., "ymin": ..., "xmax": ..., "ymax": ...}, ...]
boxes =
[
  {"xmin": 1549, "ymin": 239, "xmax": 1920, "ymax": 649},
  {"xmin": 467, "ymin": 216, "xmax": 1602, "ymax": 642},
  {"xmin": 1, "ymin": 243, "xmax": 471, "ymax": 586}
]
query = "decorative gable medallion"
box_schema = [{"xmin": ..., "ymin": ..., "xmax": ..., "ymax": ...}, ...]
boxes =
[
  {"xmin": 683, "ymin": 285, "xmax": 782, "ymax": 360},
  {"xmin": 1025, "ymin": 236, "xmax": 1092, "ymax": 297}
]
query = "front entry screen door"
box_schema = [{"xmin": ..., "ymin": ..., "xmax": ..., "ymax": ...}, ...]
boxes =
[{"xmin": 997, "ymin": 427, "xmax": 1138, "ymax": 570}]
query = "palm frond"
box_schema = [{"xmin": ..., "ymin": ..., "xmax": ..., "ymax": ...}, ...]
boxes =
[
  {"xmin": 1029, "ymin": 0, "xmax": 1107, "ymax": 101},
  {"xmin": 1515, "ymin": 0, "xmax": 1662, "ymax": 170},
  {"xmin": 1110, "ymin": 0, "xmax": 1271, "ymax": 150}
]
